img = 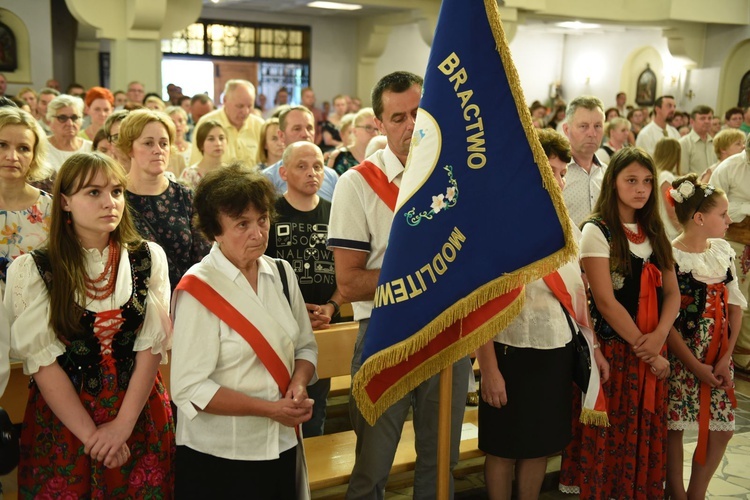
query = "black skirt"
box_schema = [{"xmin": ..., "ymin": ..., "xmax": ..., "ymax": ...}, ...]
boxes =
[
  {"xmin": 478, "ymin": 340, "xmax": 574, "ymax": 459},
  {"xmin": 175, "ymin": 444, "xmax": 297, "ymax": 499}
]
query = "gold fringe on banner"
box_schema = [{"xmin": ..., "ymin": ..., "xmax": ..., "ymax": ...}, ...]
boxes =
[{"xmin": 352, "ymin": 0, "xmax": 579, "ymax": 425}]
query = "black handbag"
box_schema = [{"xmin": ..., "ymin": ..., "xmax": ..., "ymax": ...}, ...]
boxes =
[
  {"xmin": 561, "ymin": 304, "xmax": 592, "ymax": 392},
  {"xmin": 0, "ymin": 406, "xmax": 19, "ymax": 475}
]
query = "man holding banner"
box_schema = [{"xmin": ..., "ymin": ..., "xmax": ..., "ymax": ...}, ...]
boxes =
[{"xmin": 328, "ymin": 71, "xmax": 473, "ymax": 499}]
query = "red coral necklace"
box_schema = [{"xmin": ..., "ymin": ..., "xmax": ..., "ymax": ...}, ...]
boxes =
[
  {"xmin": 622, "ymin": 222, "xmax": 646, "ymax": 244},
  {"xmin": 84, "ymin": 239, "xmax": 119, "ymax": 300}
]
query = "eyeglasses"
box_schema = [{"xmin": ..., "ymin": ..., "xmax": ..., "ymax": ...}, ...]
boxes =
[
  {"xmin": 356, "ymin": 125, "xmax": 379, "ymax": 134},
  {"xmin": 54, "ymin": 114, "xmax": 81, "ymax": 123}
]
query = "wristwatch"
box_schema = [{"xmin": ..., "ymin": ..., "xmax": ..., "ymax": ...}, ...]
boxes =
[{"xmin": 326, "ymin": 299, "xmax": 340, "ymax": 317}]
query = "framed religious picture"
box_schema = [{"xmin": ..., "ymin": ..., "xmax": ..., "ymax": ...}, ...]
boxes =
[
  {"xmin": 635, "ymin": 65, "xmax": 656, "ymax": 107},
  {"xmin": 738, "ymin": 70, "xmax": 750, "ymax": 108},
  {"xmin": 0, "ymin": 21, "xmax": 18, "ymax": 72}
]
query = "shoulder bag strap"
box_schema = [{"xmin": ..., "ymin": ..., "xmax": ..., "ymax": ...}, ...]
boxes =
[{"xmin": 275, "ymin": 259, "xmax": 291, "ymax": 306}]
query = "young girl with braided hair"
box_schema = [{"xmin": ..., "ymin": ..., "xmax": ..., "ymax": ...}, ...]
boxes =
[{"xmin": 666, "ymin": 173, "xmax": 745, "ymax": 500}]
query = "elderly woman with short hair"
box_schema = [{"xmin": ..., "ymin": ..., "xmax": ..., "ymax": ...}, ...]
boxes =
[
  {"xmin": 171, "ymin": 162, "xmax": 317, "ymax": 498},
  {"xmin": 46, "ymin": 94, "xmax": 92, "ymax": 170}
]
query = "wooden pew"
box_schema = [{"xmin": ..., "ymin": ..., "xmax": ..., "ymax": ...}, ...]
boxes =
[{"xmin": 307, "ymin": 322, "xmax": 484, "ymax": 494}]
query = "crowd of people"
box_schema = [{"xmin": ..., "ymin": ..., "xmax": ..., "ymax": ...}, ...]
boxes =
[{"xmin": 0, "ymin": 68, "xmax": 748, "ymax": 499}]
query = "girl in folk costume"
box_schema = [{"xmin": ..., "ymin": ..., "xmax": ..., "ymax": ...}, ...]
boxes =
[
  {"xmin": 559, "ymin": 147, "xmax": 681, "ymax": 499},
  {"xmin": 665, "ymin": 174, "xmax": 745, "ymax": 500},
  {"xmin": 5, "ymin": 152, "xmax": 175, "ymax": 498}
]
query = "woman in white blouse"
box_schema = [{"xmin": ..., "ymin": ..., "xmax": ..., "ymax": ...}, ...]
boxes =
[
  {"xmin": 4, "ymin": 152, "xmax": 174, "ymax": 498},
  {"xmin": 476, "ymin": 129, "xmax": 609, "ymax": 500},
  {"xmin": 170, "ymin": 162, "xmax": 317, "ymax": 498}
]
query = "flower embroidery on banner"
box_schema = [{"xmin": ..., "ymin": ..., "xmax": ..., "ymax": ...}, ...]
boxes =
[
  {"xmin": 405, "ymin": 165, "xmax": 459, "ymax": 226},
  {"xmin": 430, "ymin": 194, "xmax": 446, "ymax": 213}
]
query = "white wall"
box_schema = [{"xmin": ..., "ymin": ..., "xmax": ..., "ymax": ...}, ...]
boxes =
[
  {"xmin": 373, "ymin": 22, "xmax": 431, "ymax": 80},
  {"xmin": 2, "ymin": 1, "xmax": 54, "ymax": 96},
  {"xmin": 200, "ymin": 7, "xmax": 358, "ymax": 105},
  {"xmin": 685, "ymin": 67, "xmax": 721, "ymax": 112},
  {"xmin": 560, "ymin": 30, "xmax": 670, "ymax": 109},
  {"xmin": 508, "ymin": 29, "xmax": 565, "ymax": 106}
]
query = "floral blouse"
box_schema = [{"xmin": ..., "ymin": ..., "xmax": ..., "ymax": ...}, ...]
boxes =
[
  {"xmin": 179, "ymin": 166, "xmax": 204, "ymax": 190},
  {"xmin": 126, "ymin": 180, "xmax": 210, "ymax": 290},
  {"xmin": 332, "ymin": 149, "xmax": 360, "ymax": 176},
  {"xmin": 0, "ymin": 190, "xmax": 53, "ymax": 295}
]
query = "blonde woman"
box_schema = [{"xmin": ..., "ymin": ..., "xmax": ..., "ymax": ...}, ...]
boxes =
[
  {"xmin": 654, "ymin": 137, "xmax": 683, "ymax": 240},
  {"xmin": 701, "ymin": 128, "xmax": 745, "ymax": 183},
  {"xmin": 596, "ymin": 117, "xmax": 631, "ymax": 165},
  {"xmin": 255, "ymin": 118, "xmax": 283, "ymax": 170},
  {"xmin": 0, "ymin": 107, "xmax": 53, "ymax": 296},
  {"xmin": 118, "ymin": 109, "xmax": 210, "ymax": 290},
  {"xmin": 328, "ymin": 110, "xmax": 373, "ymax": 175}
]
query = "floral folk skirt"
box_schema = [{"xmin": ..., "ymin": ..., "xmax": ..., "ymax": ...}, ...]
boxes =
[
  {"xmin": 559, "ymin": 339, "xmax": 667, "ymax": 499},
  {"xmin": 18, "ymin": 371, "xmax": 176, "ymax": 499}
]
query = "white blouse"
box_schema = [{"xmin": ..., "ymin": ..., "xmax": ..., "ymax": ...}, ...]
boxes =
[
  {"xmin": 673, "ymin": 238, "xmax": 747, "ymax": 308},
  {"xmin": 4, "ymin": 241, "xmax": 172, "ymax": 376},
  {"xmin": 170, "ymin": 246, "xmax": 318, "ymax": 461},
  {"xmin": 492, "ymin": 220, "xmax": 584, "ymax": 349},
  {"xmin": 581, "ymin": 222, "xmax": 653, "ymax": 260}
]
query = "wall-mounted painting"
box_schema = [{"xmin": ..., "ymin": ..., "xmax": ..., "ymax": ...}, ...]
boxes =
[
  {"xmin": 0, "ymin": 21, "xmax": 17, "ymax": 72},
  {"xmin": 739, "ymin": 70, "xmax": 750, "ymax": 108},
  {"xmin": 635, "ymin": 65, "xmax": 656, "ymax": 107}
]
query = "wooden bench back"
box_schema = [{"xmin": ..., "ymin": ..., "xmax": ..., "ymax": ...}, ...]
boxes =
[{"xmin": 314, "ymin": 321, "xmax": 358, "ymax": 379}]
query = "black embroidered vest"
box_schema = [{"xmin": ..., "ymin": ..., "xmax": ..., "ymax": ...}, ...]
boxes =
[
  {"xmin": 675, "ymin": 265, "xmax": 733, "ymax": 340},
  {"xmin": 584, "ymin": 218, "xmax": 663, "ymax": 344},
  {"xmin": 31, "ymin": 243, "xmax": 151, "ymax": 396}
]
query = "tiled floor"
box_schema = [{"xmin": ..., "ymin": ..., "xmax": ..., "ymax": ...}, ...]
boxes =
[{"xmin": 386, "ymin": 378, "xmax": 750, "ymax": 499}]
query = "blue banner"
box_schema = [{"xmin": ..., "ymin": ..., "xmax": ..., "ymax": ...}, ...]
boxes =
[{"xmin": 352, "ymin": 0, "xmax": 577, "ymax": 424}]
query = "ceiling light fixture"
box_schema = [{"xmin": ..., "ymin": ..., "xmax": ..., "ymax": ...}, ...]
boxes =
[
  {"xmin": 308, "ymin": 1, "xmax": 363, "ymax": 11},
  {"xmin": 556, "ymin": 21, "xmax": 601, "ymax": 30}
]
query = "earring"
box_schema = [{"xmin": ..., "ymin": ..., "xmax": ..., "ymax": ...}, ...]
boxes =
[{"xmin": 66, "ymin": 212, "xmax": 72, "ymax": 225}]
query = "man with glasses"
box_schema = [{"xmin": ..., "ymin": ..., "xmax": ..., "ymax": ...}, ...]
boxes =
[
  {"xmin": 126, "ymin": 81, "xmax": 146, "ymax": 105},
  {"xmin": 262, "ymin": 105, "xmax": 338, "ymax": 201}
]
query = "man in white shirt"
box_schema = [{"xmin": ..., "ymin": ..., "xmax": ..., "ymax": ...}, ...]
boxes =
[
  {"xmin": 615, "ymin": 91, "xmax": 627, "ymax": 117},
  {"xmin": 710, "ymin": 135, "xmax": 750, "ymax": 372},
  {"xmin": 635, "ymin": 95, "xmax": 680, "ymax": 155},
  {"xmin": 328, "ymin": 71, "xmax": 471, "ymax": 500},
  {"xmin": 562, "ymin": 95, "xmax": 607, "ymax": 226},
  {"xmin": 679, "ymin": 105, "xmax": 717, "ymax": 175},
  {"xmin": 262, "ymin": 106, "xmax": 338, "ymax": 201},
  {"xmin": 190, "ymin": 79, "xmax": 264, "ymax": 165}
]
